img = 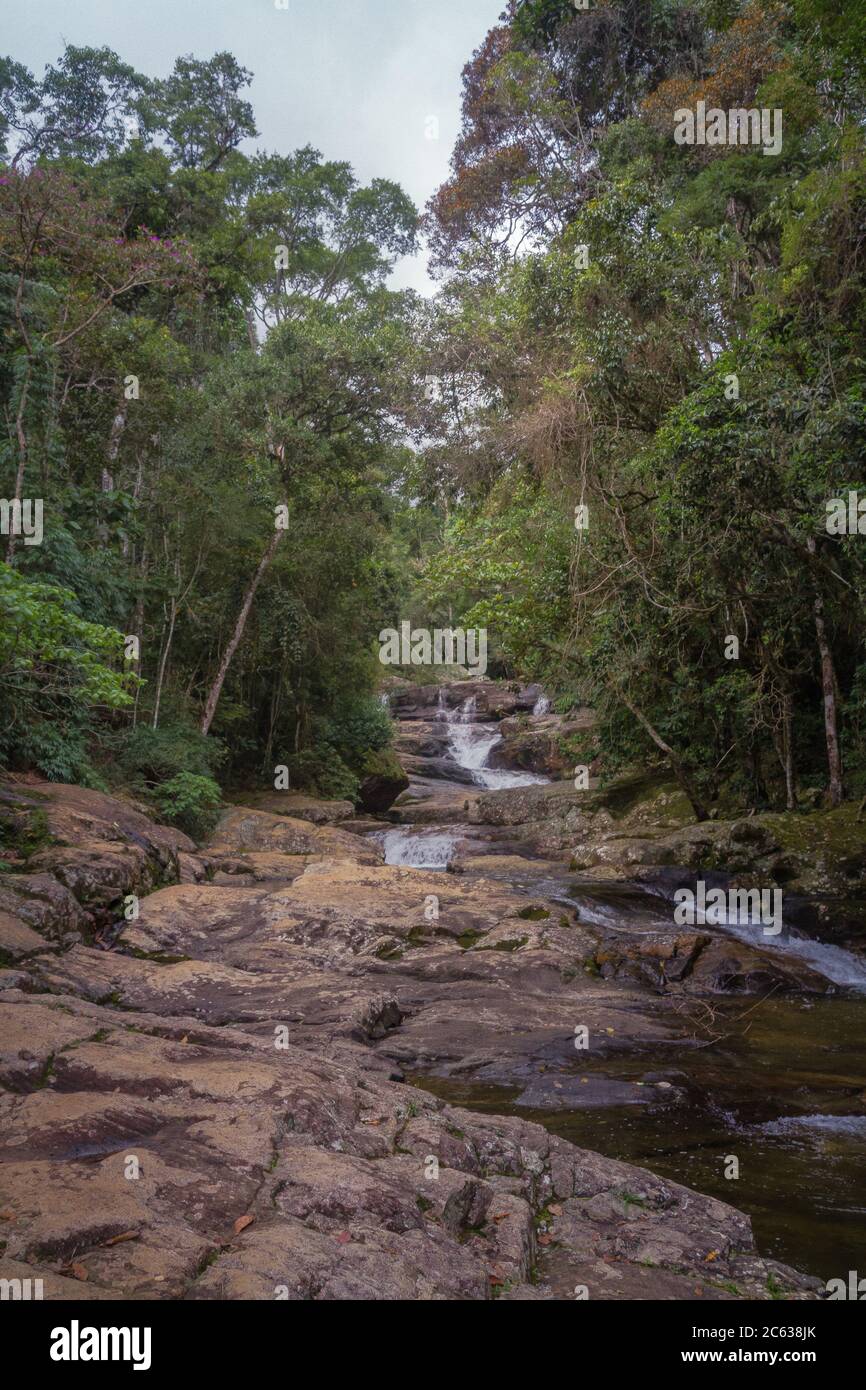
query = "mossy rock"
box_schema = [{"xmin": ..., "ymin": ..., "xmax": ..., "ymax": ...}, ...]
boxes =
[{"xmin": 357, "ymin": 748, "xmax": 409, "ymax": 813}]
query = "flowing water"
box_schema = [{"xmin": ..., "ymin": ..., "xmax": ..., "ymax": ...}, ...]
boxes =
[
  {"xmin": 371, "ymin": 826, "xmax": 461, "ymax": 869},
  {"xmin": 440, "ymin": 695, "xmax": 548, "ymax": 791},
  {"xmin": 378, "ymin": 686, "xmax": 866, "ymax": 1280},
  {"xmin": 414, "ymin": 996, "xmax": 866, "ymax": 1282}
]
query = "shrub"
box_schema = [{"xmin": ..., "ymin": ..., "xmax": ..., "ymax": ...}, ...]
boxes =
[
  {"xmin": 319, "ymin": 697, "xmax": 392, "ymax": 764},
  {"xmin": 290, "ymin": 747, "xmax": 359, "ymax": 802},
  {"xmin": 152, "ymin": 772, "xmax": 222, "ymax": 840},
  {"xmin": 0, "ymin": 562, "xmax": 131, "ymax": 783},
  {"xmin": 106, "ymin": 721, "xmax": 225, "ymax": 791}
]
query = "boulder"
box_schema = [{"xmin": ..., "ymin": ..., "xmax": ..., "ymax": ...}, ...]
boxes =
[
  {"xmin": 357, "ymin": 749, "xmax": 409, "ymax": 813},
  {"xmin": 231, "ymin": 792, "xmax": 354, "ymax": 825}
]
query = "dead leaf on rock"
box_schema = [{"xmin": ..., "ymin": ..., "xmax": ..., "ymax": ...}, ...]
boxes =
[
  {"xmin": 233, "ymin": 1214, "xmax": 255, "ymax": 1235},
  {"xmin": 71, "ymin": 1263, "xmax": 88, "ymax": 1281},
  {"xmin": 335, "ymin": 1230, "xmax": 351, "ymax": 1245},
  {"xmin": 103, "ymin": 1229, "xmax": 140, "ymax": 1247}
]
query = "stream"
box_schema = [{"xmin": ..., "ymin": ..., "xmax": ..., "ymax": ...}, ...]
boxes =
[{"xmin": 371, "ymin": 687, "xmax": 866, "ymax": 1283}]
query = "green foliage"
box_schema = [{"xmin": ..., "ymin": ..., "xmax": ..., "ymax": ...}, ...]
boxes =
[
  {"xmin": 107, "ymin": 722, "xmax": 224, "ymax": 791},
  {"xmin": 288, "ymin": 696, "xmax": 393, "ymax": 802},
  {"xmin": 290, "ymin": 748, "xmax": 359, "ymax": 803},
  {"xmin": 321, "ymin": 698, "xmax": 392, "ymax": 766},
  {"xmin": 0, "ymin": 42, "xmax": 413, "ymax": 803},
  {"xmin": 0, "ymin": 562, "xmax": 131, "ymax": 781},
  {"xmin": 412, "ymin": 0, "xmax": 866, "ymax": 811},
  {"xmin": 152, "ymin": 772, "xmax": 222, "ymax": 840}
]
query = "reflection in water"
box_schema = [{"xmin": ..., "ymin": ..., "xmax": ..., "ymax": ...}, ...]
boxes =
[
  {"xmin": 413, "ymin": 997, "xmax": 866, "ymax": 1283},
  {"xmin": 387, "ymin": 686, "xmax": 866, "ymax": 1281}
]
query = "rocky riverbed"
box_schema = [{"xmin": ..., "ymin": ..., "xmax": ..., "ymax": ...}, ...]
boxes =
[{"xmin": 0, "ymin": 680, "xmax": 864, "ymax": 1300}]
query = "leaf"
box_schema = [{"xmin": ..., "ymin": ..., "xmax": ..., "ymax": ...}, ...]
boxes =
[
  {"xmin": 103, "ymin": 1229, "xmax": 140, "ymax": 1247},
  {"xmin": 548, "ymin": 1203, "xmax": 562, "ymax": 1216},
  {"xmin": 71, "ymin": 1263, "xmax": 88, "ymax": 1281},
  {"xmin": 335, "ymin": 1230, "xmax": 351, "ymax": 1245},
  {"xmin": 233, "ymin": 1214, "xmax": 255, "ymax": 1235}
]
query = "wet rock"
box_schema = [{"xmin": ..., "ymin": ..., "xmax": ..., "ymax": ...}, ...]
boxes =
[
  {"xmin": 0, "ymin": 872, "xmax": 87, "ymax": 940},
  {"xmin": 357, "ymin": 750, "xmax": 410, "ymax": 813},
  {"xmin": 0, "ymin": 770, "xmax": 824, "ymax": 1301},
  {"xmin": 209, "ymin": 808, "xmax": 383, "ymax": 863},
  {"xmin": 230, "ymin": 792, "xmax": 355, "ymax": 825},
  {"xmin": 492, "ymin": 709, "xmax": 597, "ymax": 776}
]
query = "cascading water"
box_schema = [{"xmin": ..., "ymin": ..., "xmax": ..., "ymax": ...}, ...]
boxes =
[
  {"xmin": 528, "ymin": 876, "xmax": 866, "ymax": 992},
  {"xmin": 363, "ymin": 676, "xmax": 866, "ymax": 1277},
  {"xmin": 372, "ymin": 826, "xmax": 460, "ymax": 869},
  {"xmin": 442, "ymin": 695, "xmax": 547, "ymax": 790},
  {"xmin": 703, "ymin": 906, "xmax": 866, "ymax": 990}
]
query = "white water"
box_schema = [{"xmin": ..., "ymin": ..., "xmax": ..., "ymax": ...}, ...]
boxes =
[
  {"xmin": 693, "ymin": 903, "xmax": 866, "ymax": 991},
  {"xmin": 373, "ymin": 826, "xmax": 460, "ymax": 869},
  {"xmin": 533, "ymin": 695, "xmax": 551, "ymax": 716},
  {"xmin": 547, "ymin": 881, "xmax": 866, "ymax": 992},
  {"xmin": 442, "ymin": 696, "xmax": 547, "ymax": 790},
  {"xmin": 759, "ymin": 1114, "xmax": 866, "ymax": 1138}
]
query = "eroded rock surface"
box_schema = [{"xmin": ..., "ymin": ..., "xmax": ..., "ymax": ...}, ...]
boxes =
[{"xmin": 0, "ymin": 778, "xmax": 823, "ymax": 1300}]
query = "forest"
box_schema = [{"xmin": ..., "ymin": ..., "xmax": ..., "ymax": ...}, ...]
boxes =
[{"xmin": 2, "ymin": 0, "xmax": 865, "ymax": 830}]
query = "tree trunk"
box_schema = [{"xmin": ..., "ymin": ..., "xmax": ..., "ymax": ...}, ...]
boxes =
[
  {"xmin": 807, "ymin": 538, "xmax": 844, "ymax": 807},
  {"xmin": 102, "ymin": 397, "xmax": 128, "ymax": 493},
  {"xmin": 781, "ymin": 693, "xmax": 796, "ymax": 811},
  {"xmin": 200, "ymin": 527, "xmax": 284, "ymax": 736},
  {"xmin": 152, "ymin": 594, "xmax": 177, "ymax": 730},
  {"xmin": 615, "ymin": 686, "xmax": 710, "ymax": 822},
  {"xmin": 6, "ymin": 374, "xmax": 30, "ymax": 563}
]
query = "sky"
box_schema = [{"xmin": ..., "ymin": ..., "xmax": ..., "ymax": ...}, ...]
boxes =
[{"xmin": 2, "ymin": 0, "xmax": 505, "ymax": 292}]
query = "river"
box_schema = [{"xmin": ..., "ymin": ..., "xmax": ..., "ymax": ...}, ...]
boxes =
[{"xmin": 371, "ymin": 685, "xmax": 866, "ymax": 1282}]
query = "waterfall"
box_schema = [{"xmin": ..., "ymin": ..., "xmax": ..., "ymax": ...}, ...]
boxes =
[
  {"xmin": 533, "ymin": 694, "xmax": 551, "ymax": 716},
  {"xmin": 372, "ymin": 826, "xmax": 459, "ymax": 869},
  {"xmin": 442, "ymin": 695, "xmax": 547, "ymax": 790}
]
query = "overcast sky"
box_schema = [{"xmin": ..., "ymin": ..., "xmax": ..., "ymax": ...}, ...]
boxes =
[{"xmin": 3, "ymin": 0, "xmax": 505, "ymax": 292}]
